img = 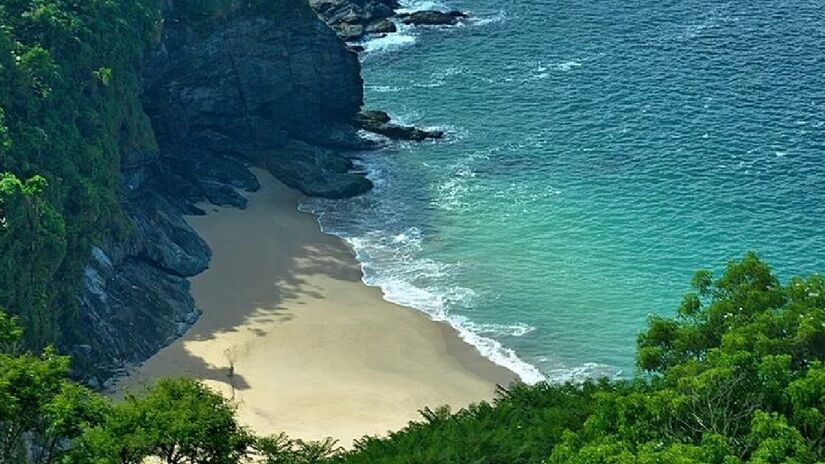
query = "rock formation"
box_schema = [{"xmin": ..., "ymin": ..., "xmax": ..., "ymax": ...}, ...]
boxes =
[
  {"xmin": 308, "ymin": 0, "xmax": 467, "ymax": 42},
  {"xmin": 72, "ymin": 2, "xmax": 374, "ymax": 384},
  {"xmin": 398, "ymin": 10, "xmax": 467, "ymax": 26},
  {"xmin": 71, "ymin": 0, "xmax": 463, "ymax": 385},
  {"xmin": 354, "ymin": 111, "xmax": 444, "ymax": 141}
]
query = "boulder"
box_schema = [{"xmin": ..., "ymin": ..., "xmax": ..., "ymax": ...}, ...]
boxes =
[
  {"xmin": 398, "ymin": 10, "xmax": 467, "ymax": 26},
  {"xmin": 353, "ymin": 110, "xmax": 445, "ymax": 141},
  {"xmin": 310, "ymin": 0, "xmax": 400, "ymax": 40},
  {"xmin": 336, "ymin": 22, "xmax": 366, "ymax": 41},
  {"xmin": 366, "ymin": 18, "xmax": 397, "ymax": 34},
  {"xmin": 263, "ymin": 140, "xmax": 373, "ymax": 198}
]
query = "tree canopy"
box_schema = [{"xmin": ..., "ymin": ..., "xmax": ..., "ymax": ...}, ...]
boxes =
[
  {"xmin": 0, "ymin": 0, "xmax": 160, "ymax": 351},
  {"xmin": 5, "ymin": 253, "xmax": 825, "ymax": 463}
]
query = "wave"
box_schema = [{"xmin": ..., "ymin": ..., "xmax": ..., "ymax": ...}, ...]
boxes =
[
  {"xmin": 360, "ymin": 22, "xmax": 418, "ymax": 54},
  {"xmin": 345, "ymin": 237, "xmax": 547, "ymax": 385},
  {"xmin": 357, "ymin": 0, "xmax": 448, "ymax": 55},
  {"xmin": 360, "ymin": 2, "xmax": 503, "ymax": 56},
  {"xmin": 543, "ymin": 363, "xmax": 623, "ymax": 383},
  {"xmin": 297, "ymin": 157, "xmax": 547, "ymax": 385},
  {"xmin": 397, "ymin": 0, "xmax": 449, "ymax": 14},
  {"xmin": 469, "ymin": 10, "xmax": 507, "ymax": 27},
  {"xmin": 556, "ymin": 60, "xmax": 582, "ymax": 71}
]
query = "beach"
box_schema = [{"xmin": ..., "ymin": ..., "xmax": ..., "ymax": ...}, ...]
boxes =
[{"xmin": 114, "ymin": 168, "xmax": 516, "ymax": 446}]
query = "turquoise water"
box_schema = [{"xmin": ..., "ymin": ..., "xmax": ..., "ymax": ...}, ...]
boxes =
[{"xmin": 302, "ymin": 0, "xmax": 825, "ymax": 383}]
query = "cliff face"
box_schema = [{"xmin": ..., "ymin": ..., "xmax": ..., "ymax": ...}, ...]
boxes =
[
  {"xmin": 144, "ymin": 16, "xmax": 363, "ymax": 157},
  {"xmin": 71, "ymin": 4, "xmax": 371, "ymax": 385}
]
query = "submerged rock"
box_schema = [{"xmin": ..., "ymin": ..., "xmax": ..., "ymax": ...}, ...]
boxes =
[
  {"xmin": 398, "ymin": 10, "xmax": 467, "ymax": 26},
  {"xmin": 354, "ymin": 110, "xmax": 445, "ymax": 141}
]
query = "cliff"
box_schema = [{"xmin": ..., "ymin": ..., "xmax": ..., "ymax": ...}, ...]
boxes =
[{"xmin": 70, "ymin": 0, "xmax": 373, "ymax": 384}]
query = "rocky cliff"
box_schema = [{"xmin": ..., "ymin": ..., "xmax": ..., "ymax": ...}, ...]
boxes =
[{"xmin": 71, "ymin": 1, "xmax": 373, "ymax": 385}]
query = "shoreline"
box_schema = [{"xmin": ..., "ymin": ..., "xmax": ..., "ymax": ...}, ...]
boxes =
[{"xmin": 114, "ymin": 168, "xmax": 516, "ymax": 446}]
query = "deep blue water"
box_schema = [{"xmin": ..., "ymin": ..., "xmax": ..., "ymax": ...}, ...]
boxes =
[{"xmin": 302, "ymin": 0, "xmax": 825, "ymax": 382}]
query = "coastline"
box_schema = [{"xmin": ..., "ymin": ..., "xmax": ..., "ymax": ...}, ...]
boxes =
[{"xmin": 114, "ymin": 168, "xmax": 516, "ymax": 446}]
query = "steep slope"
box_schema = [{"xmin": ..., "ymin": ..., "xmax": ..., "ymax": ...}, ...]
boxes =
[{"xmin": 0, "ymin": 0, "xmax": 374, "ymax": 384}]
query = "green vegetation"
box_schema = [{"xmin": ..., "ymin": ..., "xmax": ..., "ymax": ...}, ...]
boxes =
[
  {"xmin": 0, "ymin": 0, "xmax": 160, "ymax": 350},
  {"xmin": 3, "ymin": 253, "xmax": 825, "ymax": 463},
  {"xmin": 0, "ymin": 0, "xmax": 313, "ymax": 354},
  {"xmin": 1, "ymin": 1, "xmax": 823, "ymax": 462}
]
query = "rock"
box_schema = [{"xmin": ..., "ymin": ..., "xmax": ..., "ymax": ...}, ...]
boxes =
[
  {"xmin": 398, "ymin": 10, "xmax": 467, "ymax": 26},
  {"xmin": 71, "ymin": 1, "xmax": 377, "ymax": 384},
  {"xmin": 353, "ymin": 110, "xmax": 445, "ymax": 141},
  {"xmin": 310, "ymin": 0, "xmax": 400, "ymax": 40},
  {"xmin": 121, "ymin": 147, "xmax": 160, "ymax": 194},
  {"xmin": 264, "ymin": 140, "xmax": 373, "ymax": 198},
  {"xmin": 357, "ymin": 110, "xmax": 391, "ymax": 124},
  {"xmin": 143, "ymin": 14, "xmax": 363, "ymax": 160},
  {"xmin": 75, "ymin": 253, "xmax": 201, "ymax": 377},
  {"xmin": 198, "ymin": 180, "xmax": 248, "ymax": 209},
  {"xmin": 366, "ymin": 18, "xmax": 397, "ymax": 34},
  {"xmin": 336, "ymin": 22, "xmax": 366, "ymax": 41},
  {"xmin": 126, "ymin": 190, "xmax": 212, "ymax": 277}
]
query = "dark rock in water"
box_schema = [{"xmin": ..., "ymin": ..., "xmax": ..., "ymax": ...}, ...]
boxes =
[
  {"xmin": 354, "ymin": 110, "xmax": 445, "ymax": 141},
  {"xmin": 348, "ymin": 44, "xmax": 366, "ymax": 53},
  {"xmin": 310, "ymin": 0, "xmax": 400, "ymax": 40},
  {"xmin": 366, "ymin": 19, "xmax": 397, "ymax": 34},
  {"xmin": 398, "ymin": 10, "xmax": 467, "ymax": 26},
  {"xmin": 300, "ymin": 122, "xmax": 379, "ymax": 151},
  {"xmin": 337, "ymin": 22, "xmax": 366, "ymax": 41},
  {"xmin": 264, "ymin": 140, "xmax": 373, "ymax": 198},
  {"xmin": 358, "ymin": 110, "xmax": 392, "ymax": 124}
]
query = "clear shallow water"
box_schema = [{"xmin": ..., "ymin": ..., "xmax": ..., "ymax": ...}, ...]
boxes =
[{"xmin": 302, "ymin": 0, "xmax": 825, "ymax": 383}]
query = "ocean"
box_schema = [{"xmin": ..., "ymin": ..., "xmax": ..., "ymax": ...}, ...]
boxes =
[{"xmin": 300, "ymin": 0, "xmax": 825, "ymax": 383}]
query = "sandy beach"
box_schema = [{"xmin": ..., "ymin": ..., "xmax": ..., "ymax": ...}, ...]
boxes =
[{"xmin": 114, "ymin": 168, "xmax": 515, "ymax": 446}]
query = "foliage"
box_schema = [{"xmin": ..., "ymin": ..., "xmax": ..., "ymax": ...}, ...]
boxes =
[
  {"xmin": 256, "ymin": 434, "xmax": 343, "ymax": 464},
  {"xmin": 0, "ymin": 308, "xmax": 108, "ymax": 463},
  {"xmin": 3, "ymin": 254, "xmax": 825, "ymax": 462},
  {"xmin": 69, "ymin": 378, "xmax": 255, "ymax": 464},
  {"xmin": 330, "ymin": 253, "xmax": 825, "ymax": 464},
  {"xmin": 0, "ymin": 0, "xmax": 161, "ymax": 351}
]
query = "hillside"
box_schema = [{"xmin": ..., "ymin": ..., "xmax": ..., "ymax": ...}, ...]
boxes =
[{"xmin": 0, "ymin": 0, "xmax": 370, "ymax": 383}]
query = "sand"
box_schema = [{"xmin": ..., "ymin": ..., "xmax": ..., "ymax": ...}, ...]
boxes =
[{"xmin": 114, "ymin": 168, "xmax": 516, "ymax": 447}]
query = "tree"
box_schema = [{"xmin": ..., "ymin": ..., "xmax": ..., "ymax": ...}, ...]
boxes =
[
  {"xmin": 0, "ymin": 308, "xmax": 106, "ymax": 464},
  {"xmin": 72, "ymin": 378, "xmax": 254, "ymax": 464},
  {"xmin": 0, "ymin": 174, "xmax": 67, "ymax": 349}
]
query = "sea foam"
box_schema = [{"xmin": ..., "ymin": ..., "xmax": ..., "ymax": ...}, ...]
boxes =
[{"xmin": 298, "ymin": 156, "xmax": 548, "ymax": 385}]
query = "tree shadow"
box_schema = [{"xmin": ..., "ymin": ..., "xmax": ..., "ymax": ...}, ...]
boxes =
[{"xmin": 119, "ymin": 172, "xmax": 368, "ymax": 396}]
